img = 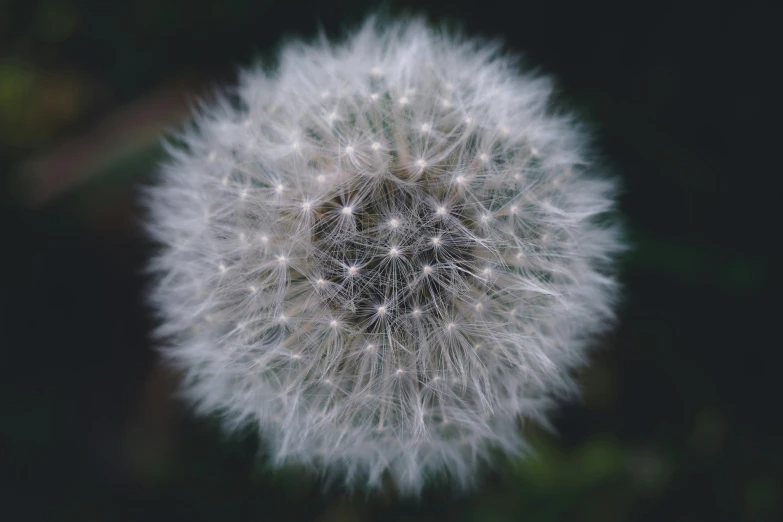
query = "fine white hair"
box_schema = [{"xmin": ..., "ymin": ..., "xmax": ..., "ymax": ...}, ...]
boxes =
[{"xmin": 145, "ymin": 17, "xmax": 623, "ymax": 495}]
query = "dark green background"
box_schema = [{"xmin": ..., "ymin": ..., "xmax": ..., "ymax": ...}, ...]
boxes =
[{"xmin": 2, "ymin": 1, "xmax": 778, "ymax": 520}]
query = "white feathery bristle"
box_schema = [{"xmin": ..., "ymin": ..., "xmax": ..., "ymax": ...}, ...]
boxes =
[{"xmin": 145, "ymin": 16, "xmax": 624, "ymax": 495}]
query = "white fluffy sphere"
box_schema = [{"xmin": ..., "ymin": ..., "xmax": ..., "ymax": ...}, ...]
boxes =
[{"xmin": 146, "ymin": 18, "xmax": 623, "ymax": 494}]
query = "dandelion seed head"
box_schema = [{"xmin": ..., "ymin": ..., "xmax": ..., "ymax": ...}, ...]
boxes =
[{"xmin": 146, "ymin": 17, "xmax": 623, "ymax": 496}]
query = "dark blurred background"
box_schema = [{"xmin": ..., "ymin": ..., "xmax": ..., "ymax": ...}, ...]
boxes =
[{"xmin": 1, "ymin": 0, "xmax": 779, "ymax": 520}]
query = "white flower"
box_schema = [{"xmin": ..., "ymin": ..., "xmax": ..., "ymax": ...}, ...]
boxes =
[{"xmin": 145, "ymin": 17, "xmax": 623, "ymax": 494}]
